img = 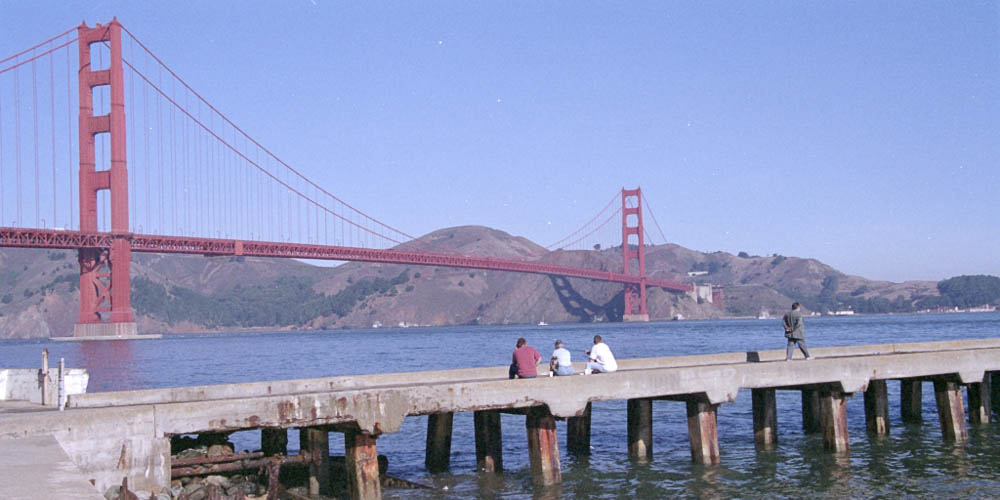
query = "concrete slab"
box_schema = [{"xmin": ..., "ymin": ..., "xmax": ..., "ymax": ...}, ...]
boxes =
[{"xmin": 0, "ymin": 435, "xmax": 103, "ymax": 499}]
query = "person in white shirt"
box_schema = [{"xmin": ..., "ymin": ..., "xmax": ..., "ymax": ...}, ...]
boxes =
[
  {"xmin": 585, "ymin": 335, "xmax": 617, "ymax": 373},
  {"xmin": 550, "ymin": 339, "xmax": 574, "ymax": 376}
]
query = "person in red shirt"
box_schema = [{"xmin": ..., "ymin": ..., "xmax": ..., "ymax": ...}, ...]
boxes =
[{"xmin": 508, "ymin": 337, "xmax": 541, "ymax": 379}]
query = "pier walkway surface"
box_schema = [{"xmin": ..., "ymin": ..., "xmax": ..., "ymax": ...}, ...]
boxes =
[{"xmin": 1, "ymin": 338, "xmax": 999, "ymax": 499}]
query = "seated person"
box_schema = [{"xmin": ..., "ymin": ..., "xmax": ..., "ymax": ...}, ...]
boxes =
[
  {"xmin": 550, "ymin": 339, "xmax": 574, "ymax": 376},
  {"xmin": 509, "ymin": 337, "xmax": 541, "ymax": 379},
  {"xmin": 585, "ymin": 335, "xmax": 617, "ymax": 373}
]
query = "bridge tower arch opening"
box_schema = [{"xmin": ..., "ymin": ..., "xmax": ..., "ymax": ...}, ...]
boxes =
[
  {"xmin": 621, "ymin": 187, "xmax": 649, "ymax": 322},
  {"xmin": 74, "ymin": 19, "xmax": 136, "ymax": 337}
]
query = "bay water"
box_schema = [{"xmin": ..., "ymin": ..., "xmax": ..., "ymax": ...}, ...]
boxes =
[{"xmin": 2, "ymin": 312, "xmax": 999, "ymax": 498}]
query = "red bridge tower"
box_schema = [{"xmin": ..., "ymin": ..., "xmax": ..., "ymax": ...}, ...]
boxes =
[
  {"xmin": 73, "ymin": 19, "xmax": 136, "ymax": 338},
  {"xmin": 621, "ymin": 187, "xmax": 649, "ymax": 322}
]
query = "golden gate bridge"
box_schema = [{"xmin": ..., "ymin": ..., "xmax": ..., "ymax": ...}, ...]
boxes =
[{"xmin": 0, "ymin": 19, "xmax": 720, "ymax": 338}]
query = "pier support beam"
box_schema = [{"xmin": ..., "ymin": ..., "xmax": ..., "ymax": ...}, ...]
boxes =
[
  {"xmin": 752, "ymin": 388, "xmax": 777, "ymax": 449},
  {"xmin": 967, "ymin": 376, "xmax": 991, "ymax": 425},
  {"xmin": 627, "ymin": 398, "xmax": 653, "ymax": 461},
  {"xmin": 801, "ymin": 389, "xmax": 821, "ymax": 433},
  {"xmin": 345, "ymin": 431, "xmax": 381, "ymax": 500},
  {"xmin": 566, "ymin": 402, "xmax": 591, "ymax": 455},
  {"xmin": 474, "ymin": 410, "xmax": 503, "ymax": 473},
  {"xmin": 425, "ymin": 412, "xmax": 453, "ymax": 472},
  {"xmin": 260, "ymin": 428, "xmax": 287, "ymax": 456},
  {"xmin": 819, "ymin": 390, "xmax": 850, "ymax": 452},
  {"xmin": 864, "ymin": 380, "xmax": 890, "ymax": 435},
  {"xmin": 300, "ymin": 427, "xmax": 331, "ymax": 496},
  {"xmin": 991, "ymin": 372, "xmax": 1000, "ymax": 418},
  {"xmin": 526, "ymin": 407, "xmax": 561, "ymax": 486},
  {"xmin": 901, "ymin": 379, "xmax": 923, "ymax": 423},
  {"xmin": 933, "ymin": 380, "xmax": 968, "ymax": 441},
  {"xmin": 685, "ymin": 397, "xmax": 720, "ymax": 465}
]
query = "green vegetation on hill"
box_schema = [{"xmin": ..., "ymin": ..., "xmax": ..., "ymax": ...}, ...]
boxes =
[
  {"xmin": 132, "ymin": 270, "xmax": 410, "ymax": 328},
  {"xmin": 785, "ymin": 274, "xmax": 1000, "ymax": 314}
]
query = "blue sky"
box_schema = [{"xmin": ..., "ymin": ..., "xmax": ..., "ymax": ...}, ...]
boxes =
[{"xmin": 2, "ymin": 1, "xmax": 997, "ymax": 282}]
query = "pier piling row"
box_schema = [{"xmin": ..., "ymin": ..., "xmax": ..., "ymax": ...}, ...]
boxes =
[{"xmin": 1, "ymin": 339, "xmax": 999, "ymax": 499}]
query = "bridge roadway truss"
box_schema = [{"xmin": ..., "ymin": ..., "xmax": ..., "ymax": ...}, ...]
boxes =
[{"xmin": 0, "ymin": 226, "xmax": 693, "ymax": 291}]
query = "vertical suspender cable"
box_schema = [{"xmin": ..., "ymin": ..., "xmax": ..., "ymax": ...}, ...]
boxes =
[
  {"xmin": 157, "ymin": 64, "xmax": 163, "ymax": 233},
  {"xmin": 14, "ymin": 61, "xmax": 22, "ymax": 225},
  {"xmin": 33, "ymin": 59, "xmax": 39, "ymax": 227},
  {"xmin": 0, "ymin": 73, "xmax": 5, "ymax": 225},
  {"xmin": 50, "ymin": 45, "xmax": 56, "ymax": 227},
  {"xmin": 65, "ymin": 41, "xmax": 73, "ymax": 229}
]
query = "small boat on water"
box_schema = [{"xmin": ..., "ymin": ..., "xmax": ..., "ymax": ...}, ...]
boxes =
[{"xmin": 537, "ymin": 320, "xmax": 548, "ymax": 326}]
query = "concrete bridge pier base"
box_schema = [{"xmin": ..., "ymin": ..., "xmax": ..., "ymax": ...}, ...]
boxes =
[
  {"xmin": 261, "ymin": 428, "xmax": 287, "ymax": 456},
  {"xmin": 425, "ymin": 412, "xmax": 453, "ymax": 472},
  {"xmin": 300, "ymin": 427, "xmax": 332, "ymax": 496},
  {"xmin": 933, "ymin": 380, "xmax": 968, "ymax": 441},
  {"xmin": 526, "ymin": 407, "xmax": 561, "ymax": 486},
  {"xmin": 819, "ymin": 390, "xmax": 850, "ymax": 452},
  {"xmin": 474, "ymin": 410, "xmax": 503, "ymax": 472},
  {"xmin": 864, "ymin": 380, "xmax": 890, "ymax": 435},
  {"xmin": 901, "ymin": 379, "xmax": 923, "ymax": 423},
  {"xmin": 967, "ymin": 376, "xmax": 991, "ymax": 425},
  {"xmin": 627, "ymin": 398, "xmax": 653, "ymax": 461},
  {"xmin": 566, "ymin": 402, "xmax": 591, "ymax": 455},
  {"xmin": 801, "ymin": 389, "xmax": 821, "ymax": 433},
  {"xmin": 685, "ymin": 397, "xmax": 720, "ymax": 464},
  {"xmin": 345, "ymin": 430, "xmax": 381, "ymax": 500},
  {"xmin": 752, "ymin": 388, "xmax": 777, "ymax": 449}
]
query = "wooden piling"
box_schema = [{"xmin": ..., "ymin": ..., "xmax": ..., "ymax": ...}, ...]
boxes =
[
  {"xmin": 627, "ymin": 398, "xmax": 653, "ymax": 461},
  {"xmin": 526, "ymin": 407, "xmax": 561, "ymax": 486},
  {"xmin": 967, "ymin": 376, "xmax": 991, "ymax": 425},
  {"xmin": 566, "ymin": 402, "xmax": 591, "ymax": 455},
  {"xmin": 474, "ymin": 410, "xmax": 503, "ymax": 473},
  {"xmin": 752, "ymin": 388, "xmax": 777, "ymax": 449},
  {"xmin": 901, "ymin": 379, "xmax": 923, "ymax": 423},
  {"xmin": 801, "ymin": 389, "xmax": 820, "ymax": 433},
  {"xmin": 345, "ymin": 430, "xmax": 381, "ymax": 500},
  {"xmin": 425, "ymin": 412, "xmax": 453, "ymax": 472},
  {"xmin": 685, "ymin": 397, "xmax": 720, "ymax": 465},
  {"xmin": 819, "ymin": 390, "xmax": 850, "ymax": 452},
  {"xmin": 864, "ymin": 380, "xmax": 890, "ymax": 435},
  {"xmin": 933, "ymin": 380, "xmax": 968, "ymax": 441},
  {"xmin": 299, "ymin": 427, "xmax": 331, "ymax": 496},
  {"xmin": 260, "ymin": 428, "xmax": 287, "ymax": 456}
]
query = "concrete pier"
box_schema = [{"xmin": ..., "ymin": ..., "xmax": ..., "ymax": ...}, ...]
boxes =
[
  {"xmin": 752, "ymin": 388, "xmax": 778, "ymax": 448},
  {"xmin": 819, "ymin": 390, "xmax": 850, "ymax": 452},
  {"xmin": 300, "ymin": 427, "xmax": 332, "ymax": 496},
  {"xmin": 967, "ymin": 376, "xmax": 991, "ymax": 425},
  {"xmin": 261, "ymin": 428, "xmax": 287, "ymax": 456},
  {"xmin": 933, "ymin": 380, "xmax": 968, "ymax": 441},
  {"xmin": 566, "ymin": 402, "xmax": 591, "ymax": 455},
  {"xmin": 474, "ymin": 410, "xmax": 503, "ymax": 472},
  {"xmin": 685, "ymin": 396, "xmax": 720, "ymax": 464},
  {"xmin": 1, "ymin": 338, "xmax": 998, "ymax": 498},
  {"xmin": 425, "ymin": 412, "xmax": 453, "ymax": 472},
  {"xmin": 801, "ymin": 389, "xmax": 821, "ymax": 433},
  {"xmin": 526, "ymin": 407, "xmax": 561, "ymax": 486},
  {"xmin": 864, "ymin": 380, "xmax": 890, "ymax": 435},
  {"xmin": 345, "ymin": 430, "xmax": 381, "ymax": 500},
  {"xmin": 627, "ymin": 398, "xmax": 653, "ymax": 461},
  {"xmin": 901, "ymin": 379, "xmax": 923, "ymax": 423}
]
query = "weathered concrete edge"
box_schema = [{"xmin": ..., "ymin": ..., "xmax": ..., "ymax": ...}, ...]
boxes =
[{"xmin": 67, "ymin": 337, "xmax": 1000, "ymax": 408}]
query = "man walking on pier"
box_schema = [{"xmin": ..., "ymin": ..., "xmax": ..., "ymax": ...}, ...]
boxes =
[{"xmin": 783, "ymin": 302, "xmax": 813, "ymax": 360}]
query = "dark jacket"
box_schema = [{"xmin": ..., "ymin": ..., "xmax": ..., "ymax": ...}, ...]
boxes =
[{"xmin": 783, "ymin": 309, "xmax": 805, "ymax": 340}]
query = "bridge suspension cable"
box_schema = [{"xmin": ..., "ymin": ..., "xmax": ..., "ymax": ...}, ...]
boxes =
[{"xmin": 546, "ymin": 191, "xmax": 621, "ymax": 251}]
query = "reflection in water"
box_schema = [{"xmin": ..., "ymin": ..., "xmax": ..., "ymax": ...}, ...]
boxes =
[{"xmin": 78, "ymin": 340, "xmax": 137, "ymax": 392}]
